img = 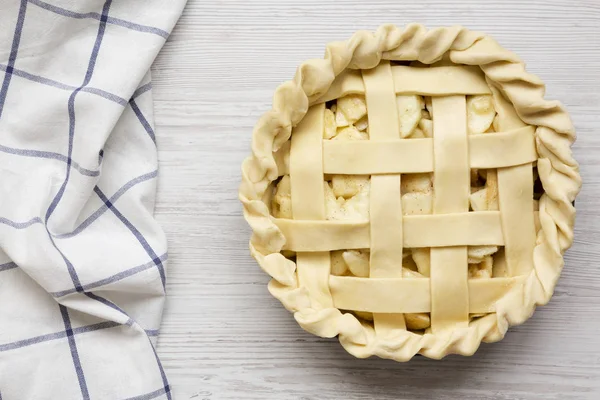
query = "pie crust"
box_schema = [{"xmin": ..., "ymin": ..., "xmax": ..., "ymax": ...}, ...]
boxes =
[{"xmin": 239, "ymin": 24, "xmax": 581, "ymax": 360}]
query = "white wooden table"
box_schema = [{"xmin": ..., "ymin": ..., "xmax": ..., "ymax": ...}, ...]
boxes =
[{"xmin": 151, "ymin": 1, "xmax": 600, "ymax": 398}]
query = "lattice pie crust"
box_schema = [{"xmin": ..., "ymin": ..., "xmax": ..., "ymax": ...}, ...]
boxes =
[{"xmin": 239, "ymin": 24, "xmax": 581, "ymax": 360}]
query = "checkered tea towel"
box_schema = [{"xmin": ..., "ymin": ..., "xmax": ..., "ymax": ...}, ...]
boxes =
[{"xmin": 0, "ymin": 1, "xmax": 186, "ymax": 399}]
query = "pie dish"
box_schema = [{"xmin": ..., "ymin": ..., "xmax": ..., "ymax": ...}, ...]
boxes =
[{"xmin": 239, "ymin": 24, "xmax": 581, "ymax": 360}]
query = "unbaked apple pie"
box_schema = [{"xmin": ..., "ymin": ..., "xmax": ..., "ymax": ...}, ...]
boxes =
[{"xmin": 240, "ymin": 24, "xmax": 581, "ymax": 360}]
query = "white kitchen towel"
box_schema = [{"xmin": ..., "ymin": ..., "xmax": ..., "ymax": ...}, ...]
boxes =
[{"xmin": 0, "ymin": 1, "xmax": 186, "ymax": 399}]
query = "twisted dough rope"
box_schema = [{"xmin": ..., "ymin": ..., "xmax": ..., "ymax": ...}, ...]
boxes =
[{"xmin": 239, "ymin": 24, "xmax": 582, "ymax": 361}]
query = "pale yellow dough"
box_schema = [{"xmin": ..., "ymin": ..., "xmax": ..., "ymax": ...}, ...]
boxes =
[{"xmin": 240, "ymin": 24, "xmax": 581, "ymax": 362}]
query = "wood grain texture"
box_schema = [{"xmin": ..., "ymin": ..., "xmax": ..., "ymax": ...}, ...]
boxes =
[{"xmin": 151, "ymin": 1, "xmax": 600, "ymax": 398}]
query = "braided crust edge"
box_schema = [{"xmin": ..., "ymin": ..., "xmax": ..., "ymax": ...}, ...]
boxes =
[{"xmin": 238, "ymin": 24, "xmax": 582, "ymax": 361}]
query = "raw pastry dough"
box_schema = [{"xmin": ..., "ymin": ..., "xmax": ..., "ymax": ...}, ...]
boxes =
[{"xmin": 240, "ymin": 24, "xmax": 581, "ymax": 361}]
